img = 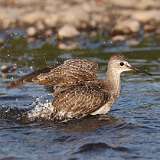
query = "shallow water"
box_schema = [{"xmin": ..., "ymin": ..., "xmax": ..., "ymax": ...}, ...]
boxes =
[{"xmin": 0, "ymin": 30, "xmax": 160, "ymax": 160}]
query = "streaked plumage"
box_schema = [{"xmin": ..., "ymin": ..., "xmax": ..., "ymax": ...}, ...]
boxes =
[
  {"xmin": 51, "ymin": 81, "xmax": 110, "ymax": 121},
  {"xmin": 8, "ymin": 54, "xmax": 141, "ymax": 121},
  {"xmin": 8, "ymin": 59, "xmax": 98, "ymax": 88},
  {"xmin": 33, "ymin": 59, "xmax": 98, "ymax": 87}
]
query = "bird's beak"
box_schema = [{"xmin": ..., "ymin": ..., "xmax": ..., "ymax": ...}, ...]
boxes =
[{"xmin": 128, "ymin": 64, "xmax": 152, "ymax": 76}]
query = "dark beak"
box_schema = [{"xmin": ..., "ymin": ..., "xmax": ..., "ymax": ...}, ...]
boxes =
[{"xmin": 130, "ymin": 66, "xmax": 152, "ymax": 76}]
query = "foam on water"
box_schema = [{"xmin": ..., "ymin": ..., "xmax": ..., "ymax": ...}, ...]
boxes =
[{"xmin": 26, "ymin": 98, "xmax": 54, "ymax": 121}]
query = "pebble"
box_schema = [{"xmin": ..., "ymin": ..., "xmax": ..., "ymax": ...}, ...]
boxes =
[
  {"xmin": 126, "ymin": 39, "xmax": 140, "ymax": 46},
  {"xmin": 0, "ymin": 11, "xmax": 12, "ymax": 28},
  {"xmin": 58, "ymin": 41, "xmax": 79, "ymax": 50},
  {"xmin": 58, "ymin": 25, "xmax": 80, "ymax": 39},
  {"xmin": 45, "ymin": 29, "xmax": 53, "ymax": 37},
  {"xmin": 0, "ymin": 0, "xmax": 158, "ymax": 41},
  {"xmin": 22, "ymin": 12, "xmax": 46, "ymax": 24},
  {"xmin": 112, "ymin": 35, "xmax": 126, "ymax": 42},
  {"xmin": 112, "ymin": 19, "xmax": 140, "ymax": 35},
  {"xmin": 44, "ymin": 14, "xmax": 59, "ymax": 27},
  {"xmin": 1, "ymin": 64, "xmax": 17, "ymax": 74},
  {"xmin": 27, "ymin": 27, "xmax": 37, "ymax": 37},
  {"xmin": 36, "ymin": 21, "xmax": 45, "ymax": 31},
  {"xmin": 132, "ymin": 11, "xmax": 154, "ymax": 23},
  {"xmin": 60, "ymin": 7, "xmax": 90, "ymax": 28},
  {"xmin": 144, "ymin": 24, "xmax": 156, "ymax": 32}
]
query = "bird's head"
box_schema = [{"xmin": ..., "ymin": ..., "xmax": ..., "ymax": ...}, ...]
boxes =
[{"xmin": 108, "ymin": 54, "xmax": 151, "ymax": 75}]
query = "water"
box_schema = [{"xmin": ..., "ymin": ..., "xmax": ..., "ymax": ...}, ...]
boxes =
[{"xmin": 0, "ymin": 30, "xmax": 160, "ymax": 160}]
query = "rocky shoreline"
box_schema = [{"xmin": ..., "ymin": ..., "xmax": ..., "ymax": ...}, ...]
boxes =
[{"xmin": 0, "ymin": 0, "xmax": 160, "ymax": 49}]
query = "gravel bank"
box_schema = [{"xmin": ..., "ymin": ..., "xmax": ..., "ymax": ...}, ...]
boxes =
[{"xmin": 0, "ymin": 0, "xmax": 160, "ymax": 49}]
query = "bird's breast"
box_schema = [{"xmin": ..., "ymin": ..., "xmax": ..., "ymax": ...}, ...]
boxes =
[
  {"xmin": 90, "ymin": 101, "xmax": 113, "ymax": 115},
  {"xmin": 90, "ymin": 93, "xmax": 119, "ymax": 115}
]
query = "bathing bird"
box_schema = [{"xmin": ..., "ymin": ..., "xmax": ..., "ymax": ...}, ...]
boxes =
[{"xmin": 7, "ymin": 54, "xmax": 151, "ymax": 121}]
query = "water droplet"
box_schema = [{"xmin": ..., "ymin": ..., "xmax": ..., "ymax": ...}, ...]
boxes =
[{"xmin": 103, "ymin": 40, "xmax": 113, "ymax": 46}]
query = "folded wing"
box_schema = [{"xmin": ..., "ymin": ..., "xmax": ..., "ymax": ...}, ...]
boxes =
[{"xmin": 51, "ymin": 81, "xmax": 110, "ymax": 121}]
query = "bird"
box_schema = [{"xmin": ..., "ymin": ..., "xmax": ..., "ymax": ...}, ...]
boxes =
[{"xmin": 7, "ymin": 54, "xmax": 151, "ymax": 121}]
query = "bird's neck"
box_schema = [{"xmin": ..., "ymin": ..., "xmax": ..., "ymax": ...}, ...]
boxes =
[{"xmin": 106, "ymin": 69, "xmax": 121, "ymax": 98}]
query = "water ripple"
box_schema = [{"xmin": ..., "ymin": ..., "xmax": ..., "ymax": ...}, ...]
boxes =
[{"xmin": 74, "ymin": 142, "xmax": 130, "ymax": 154}]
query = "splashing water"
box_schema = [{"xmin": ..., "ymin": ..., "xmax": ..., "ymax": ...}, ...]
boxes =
[
  {"xmin": 0, "ymin": 97, "xmax": 54, "ymax": 122},
  {"xmin": 26, "ymin": 98, "xmax": 54, "ymax": 121}
]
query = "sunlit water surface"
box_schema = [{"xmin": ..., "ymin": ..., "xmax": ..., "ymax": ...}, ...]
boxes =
[{"xmin": 0, "ymin": 31, "xmax": 159, "ymax": 160}]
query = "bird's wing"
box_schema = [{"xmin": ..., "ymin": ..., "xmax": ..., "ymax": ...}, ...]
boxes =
[
  {"xmin": 33, "ymin": 59, "xmax": 98, "ymax": 86},
  {"xmin": 7, "ymin": 65, "xmax": 56, "ymax": 88},
  {"xmin": 51, "ymin": 81, "xmax": 110, "ymax": 121},
  {"xmin": 7, "ymin": 59, "xmax": 98, "ymax": 88}
]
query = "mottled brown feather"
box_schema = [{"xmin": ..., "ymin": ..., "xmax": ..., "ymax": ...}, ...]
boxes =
[
  {"xmin": 33, "ymin": 59, "xmax": 98, "ymax": 86},
  {"xmin": 109, "ymin": 54, "xmax": 127, "ymax": 61},
  {"xmin": 7, "ymin": 59, "xmax": 98, "ymax": 88},
  {"xmin": 7, "ymin": 65, "xmax": 57, "ymax": 88},
  {"xmin": 51, "ymin": 81, "xmax": 110, "ymax": 121}
]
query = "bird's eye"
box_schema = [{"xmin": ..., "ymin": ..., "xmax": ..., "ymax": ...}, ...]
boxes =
[{"xmin": 120, "ymin": 62, "xmax": 124, "ymax": 66}]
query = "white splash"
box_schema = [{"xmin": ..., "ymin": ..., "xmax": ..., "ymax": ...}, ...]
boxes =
[{"xmin": 27, "ymin": 98, "xmax": 54, "ymax": 121}]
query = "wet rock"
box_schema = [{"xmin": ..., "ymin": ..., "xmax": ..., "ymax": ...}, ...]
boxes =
[
  {"xmin": 1, "ymin": 64, "xmax": 17, "ymax": 74},
  {"xmin": 27, "ymin": 27, "xmax": 37, "ymax": 37},
  {"xmin": 58, "ymin": 41, "xmax": 79, "ymax": 50},
  {"xmin": 112, "ymin": 35, "xmax": 126, "ymax": 42},
  {"xmin": 58, "ymin": 25, "xmax": 80, "ymax": 39},
  {"xmin": 112, "ymin": 19, "xmax": 140, "ymax": 35},
  {"xmin": 126, "ymin": 39, "xmax": 140, "ymax": 46}
]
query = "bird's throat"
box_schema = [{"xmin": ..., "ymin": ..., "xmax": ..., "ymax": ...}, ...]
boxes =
[{"xmin": 106, "ymin": 69, "xmax": 121, "ymax": 98}]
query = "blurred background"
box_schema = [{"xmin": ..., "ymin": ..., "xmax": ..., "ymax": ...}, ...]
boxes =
[
  {"xmin": 0, "ymin": 0, "xmax": 159, "ymax": 68},
  {"xmin": 0, "ymin": 1, "xmax": 160, "ymax": 160}
]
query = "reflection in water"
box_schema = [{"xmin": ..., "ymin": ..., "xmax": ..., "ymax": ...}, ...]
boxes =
[
  {"xmin": 74, "ymin": 142, "xmax": 130, "ymax": 154},
  {"xmin": 56, "ymin": 115, "xmax": 123, "ymax": 133}
]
